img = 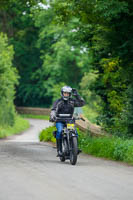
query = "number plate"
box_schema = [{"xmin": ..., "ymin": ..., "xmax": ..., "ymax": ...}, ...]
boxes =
[{"xmin": 67, "ymin": 124, "xmax": 75, "ymax": 129}]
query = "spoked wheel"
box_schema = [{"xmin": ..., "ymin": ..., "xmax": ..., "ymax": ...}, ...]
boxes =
[{"xmin": 70, "ymin": 137, "xmax": 78, "ymax": 165}]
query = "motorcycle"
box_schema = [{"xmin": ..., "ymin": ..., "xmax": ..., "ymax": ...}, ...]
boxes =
[{"xmin": 55, "ymin": 114, "xmax": 85, "ymax": 165}]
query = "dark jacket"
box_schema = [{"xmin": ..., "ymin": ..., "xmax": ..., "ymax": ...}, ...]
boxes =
[{"xmin": 51, "ymin": 95, "xmax": 85, "ymax": 119}]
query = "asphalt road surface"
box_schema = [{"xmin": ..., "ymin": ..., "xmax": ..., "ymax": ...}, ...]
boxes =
[{"xmin": 0, "ymin": 119, "xmax": 133, "ymax": 200}]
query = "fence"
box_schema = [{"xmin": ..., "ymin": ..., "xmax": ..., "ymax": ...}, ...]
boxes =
[{"xmin": 16, "ymin": 107, "xmax": 104, "ymax": 136}]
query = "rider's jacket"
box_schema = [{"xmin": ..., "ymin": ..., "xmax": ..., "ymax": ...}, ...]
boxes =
[{"xmin": 51, "ymin": 95, "xmax": 85, "ymax": 117}]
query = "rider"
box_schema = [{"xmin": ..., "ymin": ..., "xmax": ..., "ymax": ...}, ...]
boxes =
[{"xmin": 50, "ymin": 86, "xmax": 85, "ymax": 157}]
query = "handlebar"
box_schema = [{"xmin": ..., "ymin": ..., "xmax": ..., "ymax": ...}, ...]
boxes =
[
  {"xmin": 49, "ymin": 114, "xmax": 86, "ymax": 122},
  {"xmin": 57, "ymin": 114, "xmax": 85, "ymax": 121},
  {"xmin": 55, "ymin": 117, "xmax": 85, "ymax": 122}
]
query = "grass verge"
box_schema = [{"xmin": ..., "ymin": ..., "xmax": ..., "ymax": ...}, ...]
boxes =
[
  {"xmin": 39, "ymin": 126, "xmax": 133, "ymax": 165},
  {"xmin": 0, "ymin": 115, "xmax": 30, "ymax": 138},
  {"xmin": 21, "ymin": 114, "xmax": 49, "ymax": 120}
]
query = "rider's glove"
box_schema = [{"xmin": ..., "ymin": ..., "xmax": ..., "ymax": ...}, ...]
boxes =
[
  {"xmin": 50, "ymin": 111, "xmax": 56, "ymax": 122},
  {"xmin": 72, "ymin": 88, "xmax": 78, "ymax": 96}
]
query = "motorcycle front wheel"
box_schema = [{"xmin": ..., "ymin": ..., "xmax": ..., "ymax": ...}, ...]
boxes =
[{"xmin": 70, "ymin": 136, "xmax": 78, "ymax": 165}]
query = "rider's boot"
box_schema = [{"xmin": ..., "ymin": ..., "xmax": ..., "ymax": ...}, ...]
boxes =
[{"xmin": 56, "ymin": 139, "xmax": 63, "ymax": 157}]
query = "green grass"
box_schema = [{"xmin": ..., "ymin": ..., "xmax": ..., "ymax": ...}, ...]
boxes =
[
  {"xmin": 0, "ymin": 115, "xmax": 30, "ymax": 138},
  {"xmin": 39, "ymin": 125, "xmax": 133, "ymax": 165},
  {"xmin": 78, "ymin": 132, "xmax": 133, "ymax": 164},
  {"xmin": 21, "ymin": 114, "xmax": 49, "ymax": 120}
]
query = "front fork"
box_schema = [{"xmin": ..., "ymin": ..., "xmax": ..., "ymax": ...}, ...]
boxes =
[{"xmin": 67, "ymin": 131, "xmax": 77, "ymax": 152}]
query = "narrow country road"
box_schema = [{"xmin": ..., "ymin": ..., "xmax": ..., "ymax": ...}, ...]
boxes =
[{"xmin": 0, "ymin": 119, "xmax": 133, "ymax": 200}]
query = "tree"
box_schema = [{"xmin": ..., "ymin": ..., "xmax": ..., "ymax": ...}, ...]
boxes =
[
  {"xmin": 0, "ymin": 33, "xmax": 18, "ymax": 126},
  {"xmin": 30, "ymin": 6, "xmax": 91, "ymax": 105},
  {"xmin": 0, "ymin": 0, "xmax": 44, "ymax": 107},
  {"xmin": 51, "ymin": 0, "xmax": 133, "ymax": 136}
]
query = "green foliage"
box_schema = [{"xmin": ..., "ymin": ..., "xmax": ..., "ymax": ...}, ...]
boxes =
[
  {"xmin": 82, "ymin": 105, "xmax": 99, "ymax": 124},
  {"xmin": 1, "ymin": 0, "xmax": 133, "ymax": 138},
  {"xmin": 100, "ymin": 58, "xmax": 126, "ymax": 114},
  {"xmin": 0, "ymin": 33, "xmax": 18, "ymax": 126},
  {"xmin": 96, "ymin": 57, "xmax": 127, "ymax": 134},
  {"xmin": 119, "ymin": 85, "xmax": 133, "ymax": 137},
  {"xmin": 80, "ymin": 71, "xmax": 98, "ymax": 103},
  {"xmin": 79, "ymin": 71, "xmax": 101, "ymax": 122},
  {"xmin": 31, "ymin": 7, "xmax": 91, "ymax": 105},
  {"xmin": 39, "ymin": 125, "xmax": 133, "ymax": 165},
  {"xmin": 39, "ymin": 126, "xmax": 56, "ymax": 143},
  {"xmin": 52, "ymin": 82, "xmax": 66, "ymax": 103},
  {"xmin": 52, "ymin": 0, "xmax": 128, "ymax": 24},
  {"xmin": 0, "ymin": 0, "xmax": 45, "ymax": 107},
  {"xmin": 78, "ymin": 132, "xmax": 133, "ymax": 164},
  {"xmin": 52, "ymin": 0, "xmax": 133, "ymax": 137},
  {"xmin": 0, "ymin": 115, "xmax": 29, "ymax": 138},
  {"xmin": 125, "ymin": 145, "xmax": 133, "ymax": 164}
]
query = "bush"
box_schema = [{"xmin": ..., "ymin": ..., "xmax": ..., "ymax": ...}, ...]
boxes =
[
  {"xmin": 0, "ymin": 33, "xmax": 18, "ymax": 127},
  {"xmin": 79, "ymin": 133, "xmax": 133, "ymax": 164},
  {"xmin": 39, "ymin": 126, "xmax": 56, "ymax": 143},
  {"xmin": 123, "ymin": 141, "xmax": 133, "ymax": 164}
]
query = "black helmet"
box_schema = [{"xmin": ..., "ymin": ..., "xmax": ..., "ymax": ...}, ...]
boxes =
[{"xmin": 61, "ymin": 86, "xmax": 72, "ymax": 100}]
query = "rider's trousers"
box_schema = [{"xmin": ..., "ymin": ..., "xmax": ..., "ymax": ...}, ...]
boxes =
[{"xmin": 56, "ymin": 122, "xmax": 78, "ymax": 139}]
